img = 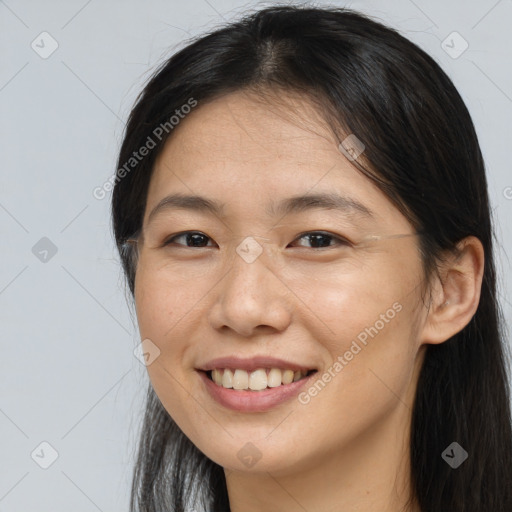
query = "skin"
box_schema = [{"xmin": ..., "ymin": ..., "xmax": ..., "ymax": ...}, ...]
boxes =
[{"xmin": 133, "ymin": 89, "xmax": 484, "ymax": 512}]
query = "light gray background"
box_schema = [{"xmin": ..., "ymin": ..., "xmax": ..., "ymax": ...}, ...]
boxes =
[{"xmin": 1, "ymin": 0, "xmax": 511, "ymax": 510}]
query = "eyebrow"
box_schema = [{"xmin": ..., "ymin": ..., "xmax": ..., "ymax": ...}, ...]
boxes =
[{"xmin": 147, "ymin": 192, "xmax": 374, "ymax": 224}]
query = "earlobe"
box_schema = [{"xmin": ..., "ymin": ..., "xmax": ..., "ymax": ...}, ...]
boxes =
[{"xmin": 420, "ymin": 236, "xmax": 485, "ymax": 345}]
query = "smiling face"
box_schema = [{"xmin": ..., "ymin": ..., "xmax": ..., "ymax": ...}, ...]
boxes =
[{"xmin": 133, "ymin": 89, "xmax": 429, "ymax": 477}]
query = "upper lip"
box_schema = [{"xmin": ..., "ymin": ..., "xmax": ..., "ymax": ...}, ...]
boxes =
[{"xmin": 196, "ymin": 356, "xmax": 317, "ymax": 373}]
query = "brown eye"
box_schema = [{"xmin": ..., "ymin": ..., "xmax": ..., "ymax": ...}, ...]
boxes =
[
  {"xmin": 163, "ymin": 231, "xmax": 215, "ymax": 248},
  {"xmin": 290, "ymin": 231, "xmax": 351, "ymax": 249},
  {"xmin": 162, "ymin": 230, "xmax": 350, "ymax": 250}
]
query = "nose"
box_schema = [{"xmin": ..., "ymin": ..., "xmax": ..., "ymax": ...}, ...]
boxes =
[{"xmin": 207, "ymin": 246, "xmax": 293, "ymax": 337}]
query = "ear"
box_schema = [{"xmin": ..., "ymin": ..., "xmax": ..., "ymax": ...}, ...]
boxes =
[{"xmin": 420, "ymin": 236, "xmax": 485, "ymax": 345}]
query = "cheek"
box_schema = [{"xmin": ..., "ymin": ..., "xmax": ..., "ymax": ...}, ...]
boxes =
[
  {"xmin": 134, "ymin": 264, "xmax": 206, "ymax": 434},
  {"xmin": 298, "ymin": 258, "xmax": 415, "ymax": 347},
  {"xmin": 297, "ymin": 259, "xmax": 422, "ymax": 414},
  {"xmin": 134, "ymin": 260, "xmax": 206, "ymax": 337},
  {"xmin": 133, "ymin": 265, "xmax": 192, "ymax": 387}
]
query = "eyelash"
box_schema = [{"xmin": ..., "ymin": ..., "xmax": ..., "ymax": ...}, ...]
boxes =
[{"xmin": 162, "ymin": 231, "xmax": 351, "ymax": 250}]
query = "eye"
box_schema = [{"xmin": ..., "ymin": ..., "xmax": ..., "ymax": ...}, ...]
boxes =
[
  {"xmin": 162, "ymin": 230, "xmax": 351, "ymax": 250},
  {"xmin": 163, "ymin": 231, "xmax": 216, "ymax": 248},
  {"xmin": 290, "ymin": 231, "xmax": 351, "ymax": 249}
]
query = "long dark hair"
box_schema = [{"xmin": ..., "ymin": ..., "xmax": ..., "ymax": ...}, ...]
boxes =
[{"xmin": 111, "ymin": 5, "xmax": 512, "ymax": 511}]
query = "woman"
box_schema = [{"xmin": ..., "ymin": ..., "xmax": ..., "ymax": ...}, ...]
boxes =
[{"xmin": 112, "ymin": 5, "xmax": 512, "ymax": 511}]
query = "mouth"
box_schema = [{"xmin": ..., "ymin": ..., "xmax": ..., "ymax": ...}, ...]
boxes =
[
  {"xmin": 196, "ymin": 356, "xmax": 320, "ymax": 412},
  {"xmin": 203, "ymin": 367, "xmax": 318, "ymax": 391},
  {"xmin": 197, "ymin": 367, "xmax": 318, "ymax": 412}
]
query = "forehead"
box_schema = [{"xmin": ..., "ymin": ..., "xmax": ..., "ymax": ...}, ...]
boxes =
[
  {"xmin": 146, "ymin": 90, "xmax": 409, "ymax": 231},
  {"xmin": 160, "ymin": 90, "xmax": 338, "ymax": 166}
]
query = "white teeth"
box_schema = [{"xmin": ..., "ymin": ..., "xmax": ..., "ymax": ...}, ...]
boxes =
[
  {"xmin": 282, "ymin": 369, "xmax": 294, "ymax": 384},
  {"xmin": 267, "ymin": 368, "xmax": 282, "ymax": 388},
  {"xmin": 208, "ymin": 368, "xmax": 312, "ymax": 391},
  {"xmin": 222, "ymin": 368, "xmax": 233, "ymax": 388},
  {"xmin": 233, "ymin": 369, "xmax": 249, "ymax": 390},
  {"xmin": 249, "ymin": 369, "xmax": 268, "ymax": 390},
  {"xmin": 212, "ymin": 369, "xmax": 223, "ymax": 386}
]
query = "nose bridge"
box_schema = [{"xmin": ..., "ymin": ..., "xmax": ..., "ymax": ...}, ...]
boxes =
[
  {"xmin": 229, "ymin": 243, "xmax": 271, "ymax": 297},
  {"xmin": 209, "ymin": 241, "xmax": 292, "ymax": 335}
]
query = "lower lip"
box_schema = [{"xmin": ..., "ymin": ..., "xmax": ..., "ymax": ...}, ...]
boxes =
[{"xmin": 197, "ymin": 370, "xmax": 316, "ymax": 412}]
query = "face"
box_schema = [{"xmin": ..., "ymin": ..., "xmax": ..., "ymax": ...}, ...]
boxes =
[{"xmin": 133, "ymin": 89, "xmax": 428, "ymax": 475}]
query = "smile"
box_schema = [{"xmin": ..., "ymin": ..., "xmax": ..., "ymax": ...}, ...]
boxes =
[
  {"xmin": 207, "ymin": 367, "xmax": 316, "ymax": 391},
  {"xmin": 198, "ymin": 368, "xmax": 318, "ymax": 412}
]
